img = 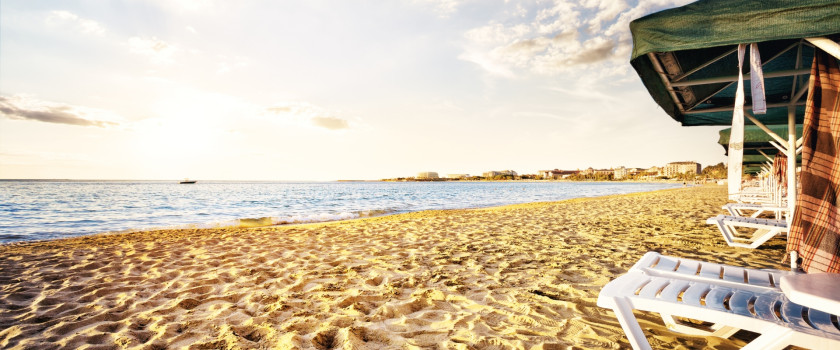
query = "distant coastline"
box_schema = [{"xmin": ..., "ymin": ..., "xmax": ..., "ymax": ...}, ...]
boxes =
[{"xmin": 377, "ymin": 177, "xmax": 711, "ymax": 183}]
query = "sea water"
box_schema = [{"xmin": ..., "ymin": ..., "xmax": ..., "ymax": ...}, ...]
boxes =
[{"xmin": 0, "ymin": 180, "xmax": 680, "ymax": 243}]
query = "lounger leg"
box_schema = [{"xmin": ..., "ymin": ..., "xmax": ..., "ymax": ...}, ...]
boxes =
[
  {"xmin": 710, "ymin": 220, "xmax": 737, "ymax": 246},
  {"xmin": 610, "ymin": 297, "xmax": 653, "ymax": 350},
  {"xmin": 722, "ymin": 224, "xmax": 742, "ymax": 246}
]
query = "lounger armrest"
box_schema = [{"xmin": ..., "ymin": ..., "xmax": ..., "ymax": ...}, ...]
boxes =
[{"xmin": 780, "ymin": 273, "xmax": 840, "ymax": 316}]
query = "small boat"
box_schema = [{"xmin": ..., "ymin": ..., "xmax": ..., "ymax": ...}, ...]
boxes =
[{"xmin": 179, "ymin": 179, "xmax": 197, "ymax": 184}]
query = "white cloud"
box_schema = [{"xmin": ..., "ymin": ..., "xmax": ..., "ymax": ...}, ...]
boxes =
[
  {"xmin": 415, "ymin": 0, "xmax": 464, "ymax": 18},
  {"xmin": 45, "ymin": 10, "xmax": 106, "ymax": 36},
  {"xmin": 217, "ymin": 55, "xmax": 250, "ymax": 74},
  {"xmin": 464, "ymin": 23, "xmax": 531, "ymax": 45},
  {"xmin": 459, "ymin": 0, "xmax": 694, "ymax": 78},
  {"xmin": 0, "ymin": 95, "xmax": 120, "ymax": 127},
  {"xmin": 127, "ymin": 37, "xmax": 179, "ymax": 64},
  {"xmin": 586, "ymin": 0, "xmax": 629, "ymax": 32},
  {"xmin": 146, "ymin": 0, "xmax": 219, "ymax": 13},
  {"xmin": 266, "ymin": 102, "xmax": 351, "ymax": 131},
  {"xmin": 311, "ymin": 116, "xmax": 349, "ymax": 130}
]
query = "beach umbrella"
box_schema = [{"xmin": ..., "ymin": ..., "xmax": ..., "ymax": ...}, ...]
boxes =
[
  {"xmin": 629, "ymin": 0, "xmax": 840, "ymax": 271},
  {"xmin": 718, "ymin": 125, "xmax": 803, "ymax": 156},
  {"xmin": 630, "ymin": 0, "xmax": 839, "ymax": 126},
  {"xmin": 718, "ymin": 125, "xmax": 803, "ymax": 174}
]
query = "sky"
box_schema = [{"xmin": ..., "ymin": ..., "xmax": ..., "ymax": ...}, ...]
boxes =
[{"xmin": 0, "ymin": 0, "xmax": 726, "ymax": 181}]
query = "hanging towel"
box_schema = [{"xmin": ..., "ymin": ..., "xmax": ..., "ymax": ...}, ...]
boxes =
[
  {"xmin": 728, "ymin": 44, "xmax": 746, "ymax": 200},
  {"xmin": 772, "ymin": 151, "xmax": 787, "ymax": 192},
  {"xmin": 787, "ymin": 49, "xmax": 840, "ymax": 274},
  {"xmin": 750, "ymin": 43, "xmax": 767, "ymax": 114}
]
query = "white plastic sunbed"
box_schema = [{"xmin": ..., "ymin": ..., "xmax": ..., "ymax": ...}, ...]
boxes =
[
  {"xmin": 706, "ymin": 214, "xmax": 789, "ymax": 249},
  {"xmin": 722, "ymin": 202, "xmax": 788, "ymax": 219},
  {"xmin": 597, "ymin": 252, "xmax": 840, "ymax": 350}
]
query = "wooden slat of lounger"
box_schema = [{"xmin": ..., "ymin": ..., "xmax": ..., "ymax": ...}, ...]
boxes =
[
  {"xmin": 781, "ymin": 302, "xmax": 811, "ymax": 329},
  {"xmin": 807, "ymin": 308, "xmax": 840, "ymax": 334},
  {"xmin": 682, "ymin": 283, "xmax": 711, "ymax": 307},
  {"xmin": 746, "ymin": 269, "xmax": 773, "ymax": 287},
  {"xmin": 638, "ymin": 277, "xmax": 671, "ymax": 299},
  {"xmin": 658, "ymin": 279, "xmax": 690, "ymax": 302},
  {"xmin": 729, "ymin": 290, "xmax": 755, "ymax": 317},
  {"xmin": 753, "ymin": 294, "xmax": 780, "ymax": 321}
]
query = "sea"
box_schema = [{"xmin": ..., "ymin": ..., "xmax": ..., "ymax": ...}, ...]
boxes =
[{"xmin": 0, "ymin": 180, "xmax": 681, "ymax": 244}]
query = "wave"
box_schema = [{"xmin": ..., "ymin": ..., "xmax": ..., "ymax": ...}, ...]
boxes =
[
  {"xmin": 1, "ymin": 181, "xmax": 681, "ymax": 243},
  {"xmin": 221, "ymin": 209, "xmax": 398, "ymax": 229}
]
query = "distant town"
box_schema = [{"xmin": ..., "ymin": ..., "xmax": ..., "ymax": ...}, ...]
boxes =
[{"xmin": 382, "ymin": 161, "xmax": 728, "ymax": 182}]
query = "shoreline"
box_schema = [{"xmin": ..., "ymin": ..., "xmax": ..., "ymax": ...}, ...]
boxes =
[
  {"xmin": 0, "ymin": 185, "xmax": 786, "ymax": 348},
  {"xmin": 1, "ymin": 182, "xmax": 682, "ymax": 246}
]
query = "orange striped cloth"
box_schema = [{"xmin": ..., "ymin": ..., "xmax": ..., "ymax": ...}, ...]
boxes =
[{"xmin": 787, "ymin": 49, "xmax": 840, "ymax": 273}]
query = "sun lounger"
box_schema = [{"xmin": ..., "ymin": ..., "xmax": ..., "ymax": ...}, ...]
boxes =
[
  {"xmin": 597, "ymin": 252, "xmax": 840, "ymax": 350},
  {"xmin": 722, "ymin": 203, "xmax": 787, "ymax": 219},
  {"xmin": 706, "ymin": 214, "xmax": 788, "ymax": 249}
]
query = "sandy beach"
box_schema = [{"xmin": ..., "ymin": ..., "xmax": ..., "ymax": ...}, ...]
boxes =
[{"xmin": 0, "ymin": 185, "xmax": 788, "ymax": 349}]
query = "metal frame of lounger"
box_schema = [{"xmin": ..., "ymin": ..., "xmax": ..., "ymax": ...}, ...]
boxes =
[
  {"xmin": 597, "ymin": 252, "xmax": 840, "ymax": 350},
  {"xmin": 706, "ymin": 214, "xmax": 789, "ymax": 249}
]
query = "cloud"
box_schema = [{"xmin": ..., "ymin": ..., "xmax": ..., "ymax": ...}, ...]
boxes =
[
  {"xmin": 0, "ymin": 95, "xmax": 118, "ymax": 127},
  {"xmin": 146, "ymin": 0, "xmax": 219, "ymax": 13},
  {"xmin": 460, "ymin": 0, "xmax": 694, "ymax": 77},
  {"xmin": 464, "ymin": 23, "xmax": 532, "ymax": 45},
  {"xmin": 266, "ymin": 106, "xmax": 292, "ymax": 114},
  {"xmin": 415, "ymin": 0, "xmax": 463, "ymax": 18},
  {"xmin": 265, "ymin": 102, "xmax": 316, "ymax": 117},
  {"xmin": 265, "ymin": 103, "xmax": 351, "ymax": 131},
  {"xmin": 127, "ymin": 36, "xmax": 179, "ymax": 64},
  {"xmin": 562, "ymin": 37, "xmax": 616, "ymax": 65},
  {"xmin": 45, "ymin": 10, "xmax": 106, "ymax": 36},
  {"xmin": 311, "ymin": 116, "xmax": 349, "ymax": 130},
  {"xmin": 217, "ymin": 55, "xmax": 249, "ymax": 74}
]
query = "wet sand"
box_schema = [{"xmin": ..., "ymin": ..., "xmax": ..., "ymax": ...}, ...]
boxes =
[{"xmin": 0, "ymin": 185, "xmax": 788, "ymax": 349}]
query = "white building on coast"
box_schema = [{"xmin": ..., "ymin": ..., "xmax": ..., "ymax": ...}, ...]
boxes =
[
  {"xmin": 663, "ymin": 161, "xmax": 701, "ymax": 177},
  {"xmin": 483, "ymin": 170, "xmax": 517, "ymax": 177}
]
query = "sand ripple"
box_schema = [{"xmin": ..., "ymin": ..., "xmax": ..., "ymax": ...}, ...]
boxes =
[{"xmin": 0, "ymin": 186, "xmax": 785, "ymax": 349}]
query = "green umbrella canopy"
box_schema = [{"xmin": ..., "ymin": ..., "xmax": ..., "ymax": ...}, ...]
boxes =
[
  {"xmin": 630, "ymin": 0, "xmax": 840, "ymax": 126},
  {"xmin": 718, "ymin": 124, "xmax": 803, "ymax": 155},
  {"xmin": 740, "ymin": 153, "xmax": 800, "ymax": 166},
  {"xmin": 718, "ymin": 125, "xmax": 803, "ymax": 172},
  {"xmin": 744, "ymin": 166, "xmax": 763, "ymax": 175}
]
